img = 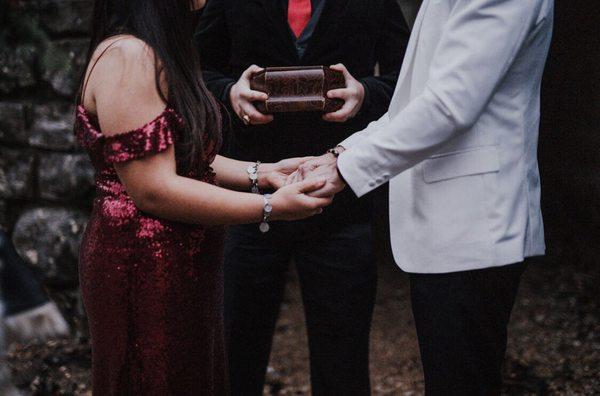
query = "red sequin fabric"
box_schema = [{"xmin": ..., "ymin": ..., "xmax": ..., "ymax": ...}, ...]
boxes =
[{"xmin": 75, "ymin": 106, "xmax": 227, "ymax": 395}]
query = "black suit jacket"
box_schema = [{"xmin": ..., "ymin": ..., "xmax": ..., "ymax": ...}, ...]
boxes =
[{"xmin": 196, "ymin": 0, "xmax": 409, "ymax": 224}]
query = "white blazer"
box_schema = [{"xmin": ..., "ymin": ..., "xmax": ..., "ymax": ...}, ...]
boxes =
[{"xmin": 338, "ymin": 0, "xmax": 554, "ymax": 273}]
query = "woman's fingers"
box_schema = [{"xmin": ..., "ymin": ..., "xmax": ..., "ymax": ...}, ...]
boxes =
[
  {"xmin": 290, "ymin": 156, "xmax": 317, "ymax": 168},
  {"xmin": 302, "ymin": 196, "xmax": 333, "ymax": 218},
  {"xmin": 286, "ymin": 171, "xmax": 299, "ymax": 185},
  {"xmin": 297, "ymin": 178, "xmax": 327, "ymax": 193},
  {"xmin": 297, "ymin": 160, "xmax": 319, "ymax": 178},
  {"xmin": 309, "ymin": 195, "xmax": 334, "ymax": 208}
]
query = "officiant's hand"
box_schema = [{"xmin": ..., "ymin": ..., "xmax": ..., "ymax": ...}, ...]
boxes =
[
  {"xmin": 230, "ymin": 65, "xmax": 274, "ymax": 125},
  {"xmin": 270, "ymin": 179, "xmax": 334, "ymax": 221},
  {"xmin": 286, "ymin": 153, "xmax": 346, "ymax": 198},
  {"xmin": 323, "ymin": 64, "xmax": 365, "ymax": 123},
  {"xmin": 261, "ymin": 157, "xmax": 316, "ymax": 190}
]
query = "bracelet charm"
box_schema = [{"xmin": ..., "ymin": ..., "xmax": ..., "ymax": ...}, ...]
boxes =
[
  {"xmin": 247, "ymin": 161, "xmax": 261, "ymax": 194},
  {"xmin": 259, "ymin": 194, "xmax": 272, "ymax": 233}
]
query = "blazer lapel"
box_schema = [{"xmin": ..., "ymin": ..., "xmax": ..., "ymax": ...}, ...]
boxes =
[
  {"xmin": 302, "ymin": 0, "xmax": 351, "ymax": 61},
  {"xmin": 389, "ymin": 0, "xmax": 430, "ymax": 113},
  {"xmin": 256, "ymin": 0, "xmax": 300, "ymax": 60}
]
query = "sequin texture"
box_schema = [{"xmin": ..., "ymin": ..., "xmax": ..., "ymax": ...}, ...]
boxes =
[{"xmin": 74, "ymin": 106, "xmax": 227, "ymax": 395}]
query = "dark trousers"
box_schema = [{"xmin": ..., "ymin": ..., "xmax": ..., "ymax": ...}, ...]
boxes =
[
  {"xmin": 409, "ymin": 262, "xmax": 526, "ymax": 396},
  {"xmin": 224, "ymin": 220, "xmax": 376, "ymax": 396}
]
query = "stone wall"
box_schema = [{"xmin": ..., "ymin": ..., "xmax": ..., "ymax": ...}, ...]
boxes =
[{"xmin": 0, "ymin": 0, "xmax": 94, "ymax": 328}]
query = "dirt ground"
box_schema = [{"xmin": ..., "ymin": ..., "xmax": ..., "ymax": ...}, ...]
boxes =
[
  {"xmin": 266, "ymin": 256, "xmax": 600, "ymax": 395},
  {"xmin": 7, "ymin": 255, "xmax": 600, "ymax": 395}
]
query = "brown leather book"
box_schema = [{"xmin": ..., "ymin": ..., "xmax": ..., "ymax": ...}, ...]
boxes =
[{"xmin": 250, "ymin": 66, "xmax": 346, "ymax": 113}]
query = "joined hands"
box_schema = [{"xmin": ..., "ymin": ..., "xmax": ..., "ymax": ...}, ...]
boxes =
[
  {"xmin": 258, "ymin": 156, "xmax": 335, "ymax": 221},
  {"xmin": 284, "ymin": 151, "xmax": 346, "ymax": 199},
  {"xmin": 260, "ymin": 152, "xmax": 346, "ymax": 222}
]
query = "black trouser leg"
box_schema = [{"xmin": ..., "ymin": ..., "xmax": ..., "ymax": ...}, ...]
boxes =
[
  {"xmin": 224, "ymin": 224, "xmax": 292, "ymax": 396},
  {"xmin": 409, "ymin": 262, "xmax": 526, "ymax": 396},
  {"xmin": 295, "ymin": 223, "xmax": 377, "ymax": 396}
]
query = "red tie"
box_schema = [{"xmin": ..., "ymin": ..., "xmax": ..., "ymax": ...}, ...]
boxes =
[{"xmin": 288, "ymin": 0, "xmax": 312, "ymax": 38}]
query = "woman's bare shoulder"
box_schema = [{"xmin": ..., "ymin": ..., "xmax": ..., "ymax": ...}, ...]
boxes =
[
  {"xmin": 83, "ymin": 36, "xmax": 162, "ymax": 109},
  {"xmin": 87, "ymin": 35, "xmax": 156, "ymax": 87},
  {"xmin": 86, "ymin": 36, "xmax": 167, "ymax": 136}
]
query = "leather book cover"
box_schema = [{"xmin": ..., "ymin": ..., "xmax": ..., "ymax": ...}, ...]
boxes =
[{"xmin": 250, "ymin": 66, "xmax": 346, "ymax": 113}]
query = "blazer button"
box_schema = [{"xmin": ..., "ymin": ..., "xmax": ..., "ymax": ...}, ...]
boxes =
[
  {"xmin": 369, "ymin": 181, "xmax": 376, "ymax": 187},
  {"xmin": 383, "ymin": 173, "xmax": 390, "ymax": 180},
  {"xmin": 376, "ymin": 178, "xmax": 383, "ymax": 184}
]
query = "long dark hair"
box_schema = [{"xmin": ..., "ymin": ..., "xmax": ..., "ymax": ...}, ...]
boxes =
[{"xmin": 78, "ymin": 0, "xmax": 221, "ymax": 174}]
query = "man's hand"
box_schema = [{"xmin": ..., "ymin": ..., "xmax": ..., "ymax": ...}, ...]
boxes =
[
  {"xmin": 261, "ymin": 157, "xmax": 315, "ymax": 190},
  {"xmin": 230, "ymin": 65, "xmax": 274, "ymax": 125},
  {"xmin": 323, "ymin": 64, "xmax": 366, "ymax": 123},
  {"xmin": 287, "ymin": 153, "xmax": 346, "ymax": 197}
]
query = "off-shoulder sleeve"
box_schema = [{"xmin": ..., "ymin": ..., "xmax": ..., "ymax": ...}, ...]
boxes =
[{"xmin": 104, "ymin": 108, "xmax": 181, "ymax": 164}]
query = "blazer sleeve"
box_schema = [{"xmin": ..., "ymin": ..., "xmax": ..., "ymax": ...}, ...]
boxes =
[
  {"xmin": 340, "ymin": 111, "xmax": 390, "ymax": 149},
  {"xmin": 195, "ymin": 0, "xmax": 236, "ymax": 105},
  {"xmin": 338, "ymin": 0, "xmax": 547, "ymax": 198},
  {"xmin": 358, "ymin": 0, "xmax": 410, "ymax": 120}
]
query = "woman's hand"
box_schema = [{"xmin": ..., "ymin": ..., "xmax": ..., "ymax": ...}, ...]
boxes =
[
  {"xmin": 269, "ymin": 179, "xmax": 334, "ymax": 221},
  {"xmin": 261, "ymin": 157, "xmax": 316, "ymax": 190}
]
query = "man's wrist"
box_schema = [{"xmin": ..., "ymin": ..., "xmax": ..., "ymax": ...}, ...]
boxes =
[
  {"xmin": 327, "ymin": 145, "xmax": 346, "ymax": 158},
  {"xmin": 326, "ymin": 146, "xmax": 347, "ymax": 186}
]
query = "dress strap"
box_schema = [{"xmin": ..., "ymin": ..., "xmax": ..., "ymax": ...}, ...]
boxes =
[{"xmin": 79, "ymin": 38, "xmax": 127, "ymax": 106}]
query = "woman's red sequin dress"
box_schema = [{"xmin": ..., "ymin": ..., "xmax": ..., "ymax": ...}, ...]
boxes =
[{"xmin": 75, "ymin": 106, "xmax": 227, "ymax": 395}]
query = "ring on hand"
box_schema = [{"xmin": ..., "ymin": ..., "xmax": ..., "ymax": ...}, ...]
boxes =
[{"xmin": 242, "ymin": 114, "xmax": 251, "ymax": 125}]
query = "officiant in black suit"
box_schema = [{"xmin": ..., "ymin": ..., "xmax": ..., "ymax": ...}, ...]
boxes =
[{"xmin": 196, "ymin": 1, "xmax": 408, "ymax": 394}]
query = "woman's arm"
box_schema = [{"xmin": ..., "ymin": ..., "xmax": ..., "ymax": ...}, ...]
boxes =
[
  {"xmin": 85, "ymin": 37, "xmax": 332, "ymax": 225},
  {"xmin": 116, "ymin": 148, "xmax": 328, "ymax": 225},
  {"xmin": 211, "ymin": 155, "xmax": 315, "ymax": 192}
]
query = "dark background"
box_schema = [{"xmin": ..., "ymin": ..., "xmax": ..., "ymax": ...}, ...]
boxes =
[{"xmin": 538, "ymin": 0, "xmax": 599, "ymax": 268}]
